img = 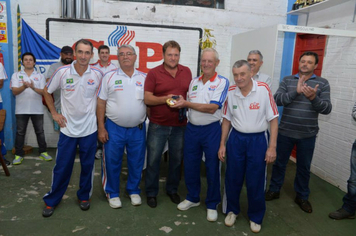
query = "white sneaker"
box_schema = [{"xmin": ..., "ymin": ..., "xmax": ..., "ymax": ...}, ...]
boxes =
[
  {"xmin": 95, "ymin": 149, "xmax": 102, "ymax": 159},
  {"xmin": 177, "ymin": 199, "xmax": 200, "ymax": 211},
  {"xmin": 130, "ymin": 194, "xmax": 142, "ymax": 206},
  {"xmin": 207, "ymin": 209, "xmax": 218, "ymax": 222},
  {"xmin": 108, "ymin": 197, "xmax": 122, "ymax": 208},
  {"xmin": 225, "ymin": 212, "xmax": 238, "ymax": 227},
  {"xmin": 250, "ymin": 220, "xmax": 261, "ymax": 233}
]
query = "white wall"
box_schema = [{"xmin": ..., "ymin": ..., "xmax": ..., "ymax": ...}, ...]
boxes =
[
  {"xmin": 10, "ymin": 0, "xmax": 287, "ymax": 148},
  {"xmin": 297, "ymin": 0, "xmax": 356, "ymax": 192}
]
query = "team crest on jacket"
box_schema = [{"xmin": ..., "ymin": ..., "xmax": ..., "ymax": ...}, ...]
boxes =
[
  {"xmin": 208, "ymin": 85, "xmax": 217, "ymax": 91},
  {"xmin": 249, "ymin": 102, "xmax": 260, "ymax": 110},
  {"xmin": 136, "ymin": 81, "xmax": 142, "ymax": 87},
  {"xmin": 192, "ymin": 85, "xmax": 198, "ymax": 91},
  {"xmin": 87, "ymin": 79, "xmax": 95, "ymax": 85}
]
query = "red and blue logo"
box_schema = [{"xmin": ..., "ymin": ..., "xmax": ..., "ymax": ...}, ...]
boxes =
[
  {"xmin": 135, "ymin": 81, "xmax": 142, "ymax": 87},
  {"xmin": 87, "ymin": 79, "xmax": 95, "ymax": 85},
  {"xmin": 208, "ymin": 85, "xmax": 217, "ymax": 91}
]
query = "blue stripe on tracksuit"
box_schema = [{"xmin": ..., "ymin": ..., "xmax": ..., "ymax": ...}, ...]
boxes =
[
  {"xmin": 223, "ymin": 129, "xmax": 268, "ymax": 224},
  {"xmin": 184, "ymin": 121, "xmax": 221, "ymax": 210},
  {"xmin": 102, "ymin": 118, "xmax": 146, "ymax": 199},
  {"xmin": 43, "ymin": 131, "xmax": 97, "ymax": 207}
]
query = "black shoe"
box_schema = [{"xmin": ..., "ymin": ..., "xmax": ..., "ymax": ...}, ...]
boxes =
[
  {"xmin": 167, "ymin": 193, "xmax": 180, "ymax": 204},
  {"xmin": 329, "ymin": 208, "xmax": 355, "ymax": 220},
  {"xmin": 42, "ymin": 205, "xmax": 54, "ymax": 217},
  {"xmin": 265, "ymin": 190, "xmax": 280, "ymax": 201},
  {"xmin": 147, "ymin": 197, "xmax": 157, "ymax": 208},
  {"xmin": 79, "ymin": 200, "xmax": 90, "ymax": 211},
  {"xmin": 3, "ymin": 158, "xmax": 10, "ymax": 166},
  {"xmin": 294, "ymin": 197, "xmax": 312, "ymax": 213}
]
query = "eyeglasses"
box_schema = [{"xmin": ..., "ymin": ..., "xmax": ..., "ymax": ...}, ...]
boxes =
[{"xmin": 118, "ymin": 52, "xmax": 135, "ymax": 57}]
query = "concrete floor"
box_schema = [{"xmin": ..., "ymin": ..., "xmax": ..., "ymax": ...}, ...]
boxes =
[{"xmin": 0, "ymin": 148, "xmax": 355, "ymax": 236}]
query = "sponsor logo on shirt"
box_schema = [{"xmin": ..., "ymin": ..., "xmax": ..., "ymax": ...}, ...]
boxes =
[
  {"xmin": 87, "ymin": 79, "xmax": 95, "ymax": 85},
  {"xmin": 19, "ymin": 76, "xmax": 23, "ymax": 79},
  {"xmin": 192, "ymin": 85, "xmax": 198, "ymax": 91},
  {"xmin": 233, "ymin": 105, "xmax": 238, "ymax": 109},
  {"xmin": 208, "ymin": 85, "xmax": 217, "ymax": 91},
  {"xmin": 115, "ymin": 80, "xmax": 120, "ymax": 85},
  {"xmin": 249, "ymin": 102, "xmax": 260, "ymax": 110},
  {"xmin": 33, "ymin": 77, "xmax": 39, "ymax": 81},
  {"xmin": 136, "ymin": 81, "xmax": 142, "ymax": 87},
  {"xmin": 65, "ymin": 84, "xmax": 75, "ymax": 91},
  {"xmin": 189, "ymin": 92, "xmax": 197, "ymax": 96},
  {"xmin": 66, "ymin": 78, "xmax": 74, "ymax": 84}
]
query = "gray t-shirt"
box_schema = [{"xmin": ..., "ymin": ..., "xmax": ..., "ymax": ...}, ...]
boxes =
[{"xmin": 46, "ymin": 62, "xmax": 64, "ymax": 110}]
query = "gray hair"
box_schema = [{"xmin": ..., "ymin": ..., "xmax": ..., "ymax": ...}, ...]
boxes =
[
  {"xmin": 201, "ymin": 48, "xmax": 219, "ymax": 61},
  {"xmin": 118, "ymin": 44, "xmax": 136, "ymax": 55},
  {"xmin": 248, "ymin": 50, "xmax": 263, "ymax": 61},
  {"xmin": 232, "ymin": 60, "xmax": 251, "ymax": 71}
]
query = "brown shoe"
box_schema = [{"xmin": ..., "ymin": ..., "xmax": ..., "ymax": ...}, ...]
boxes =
[
  {"xmin": 295, "ymin": 197, "xmax": 312, "ymax": 213},
  {"xmin": 265, "ymin": 190, "xmax": 280, "ymax": 201},
  {"xmin": 329, "ymin": 208, "xmax": 355, "ymax": 220}
]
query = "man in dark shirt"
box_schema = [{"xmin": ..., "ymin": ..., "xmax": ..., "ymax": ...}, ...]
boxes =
[
  {"xmin": 265, "ymin": 51, "xmax": 332, "ymax": 213},
  {"xmin": 144, "ymin": 40, "xmax": 192, "ymax": 208}
]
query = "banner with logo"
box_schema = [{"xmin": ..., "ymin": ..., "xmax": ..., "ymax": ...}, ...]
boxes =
[{"xmin": 47, "ymin": 19, "xmax": 202, "ymax": 76}]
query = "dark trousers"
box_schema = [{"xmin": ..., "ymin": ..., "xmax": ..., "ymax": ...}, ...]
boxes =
[
  {"xmin": 342, "ymin": 140, "xmax": 356, "ymax": 214},
  {"xmin": 269, "ymin": 133, "xmax": 316, "ymax": 200},
  {"xmin": 15, "ymin": 114, "xmax": 47, "ymax": 156},
  {"xmin": 145, "ymin": 122, "xmax": 185, "ymax": 197}
]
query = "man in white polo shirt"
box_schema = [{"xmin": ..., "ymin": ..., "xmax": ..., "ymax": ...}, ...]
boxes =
[
  {"xmin": 11, "ymin": 52, "xmax": 51, "ymax": 165},
  {"xmin": 97, "ymin": 44, "xmax": 146, "ymax": 209},
  {"xmin": 0, "ymin": 62, "xmax": 9, "ymax": 165},
  {"xmin": 42, "ymin": 39, "xmax": 103, "ymax": 217},
  {"xmin": 92, "ymin": 45, "xmax": 117, "ymax": 74},
  {"xmin": 247, "ymin": 50, "xmax": 272, "ymax": 88},
  {"xmin": 172, "ymin": 48, "xmax": 229, "ymax": 222},
  {"xmin": 218, "ymin": 60, "xmax": 278, "ymax": 233},
  {"xmin": 92, "ymin": 44, "xmax": 117, "ymax": 160}
]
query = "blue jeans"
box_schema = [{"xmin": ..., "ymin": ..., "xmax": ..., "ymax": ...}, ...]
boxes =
[
  {"xmin": 15, "ymin": 114, "xmax": 47, "ymax": 156},
  {"xmin": 269, "ymin": 133, "xmax": 316, "ymax": 200},
  {"xmin": 342, "ymin": 140, "xmax": 356, "ymax": 214},
  {"xmin": 145, "ymin": 122, "xmax": 185, "ymax": 197}
]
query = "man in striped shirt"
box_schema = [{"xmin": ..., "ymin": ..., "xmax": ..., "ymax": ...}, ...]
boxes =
[{"xmin": 265, "ymin": 51, "xmax": 332, "ymax": 213}]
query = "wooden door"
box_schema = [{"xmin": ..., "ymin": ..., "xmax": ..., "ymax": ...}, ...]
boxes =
[{"xmin": 291, "ymin": 33, "xmax": 327, "ymax": 158}]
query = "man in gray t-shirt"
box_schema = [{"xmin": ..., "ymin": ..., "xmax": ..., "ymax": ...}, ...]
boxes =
[{"xmin": 46, "ymin": 46, "xmax": 73, "ymax": 131}]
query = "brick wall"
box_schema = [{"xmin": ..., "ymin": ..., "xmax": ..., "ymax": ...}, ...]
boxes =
[
  {"xmin": 298, "ymin": 0, "xmax": 356, "ymax": 192},
  {"xmin": 9, "ymin": 0, "xmax": 287, "ymax": 148}
]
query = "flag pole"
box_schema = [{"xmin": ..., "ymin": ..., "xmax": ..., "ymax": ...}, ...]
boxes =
[{"xmin": 17, "ymin": 4, "xmax": 21, "ymax": 71}]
